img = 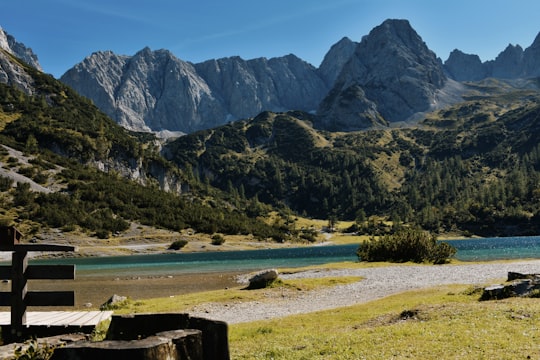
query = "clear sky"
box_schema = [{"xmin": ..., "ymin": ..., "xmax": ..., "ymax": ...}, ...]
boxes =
[{"xmin": 1, "ymin": 0, "xmax": 540, "ymax": 78}]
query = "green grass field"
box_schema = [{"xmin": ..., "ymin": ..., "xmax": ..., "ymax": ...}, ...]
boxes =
[
  {"xmin": 106, "ymin": 260, "xmax": 540, "ymax": 359},
  {"xmin": 229, "ymin": 285, "xmax": 540, "ymax": 359}
]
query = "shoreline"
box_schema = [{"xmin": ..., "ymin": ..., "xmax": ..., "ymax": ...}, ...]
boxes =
[
  {"xmin": 0, "ymin": 270, "xmax": 247, "ymax": 311},
  {"xmin": 188, "ymin": 259, "xmax": 540, "ymax": 324}
]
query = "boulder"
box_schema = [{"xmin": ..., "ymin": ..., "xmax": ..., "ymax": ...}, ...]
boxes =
[
  {"xmin": 507, "ymin": 271, "xmax": 540, "ymax": 281},
  {"xmin": 481, "ymin": 272, "xmax": 540, "ymax": 300},
  {"xmin": 247, "ymin": 269, "xmax": 279, "ymax": 289},
  {"xmin": 100, "ymin": 294, "xmax": 127, "ymax": 310}
]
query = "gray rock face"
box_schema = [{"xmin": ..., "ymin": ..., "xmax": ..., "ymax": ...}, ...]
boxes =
[
  {"xmin": 490, "ymin": 44, "xmax": 524, "ymax": 78},
  {"xmin": 61, "ymin": 51, "xmax": 128, "ymax": 124},
  {"xmin": 317, "ymin": 37, "xmax": 357, "ymax": 86},
  {"xmin": 444, "ymin": 49, "xmax": 487, "ymax": 81},
  {"xmin": 444, "ymin": 31, "xmax": 540, "ymax": 81},
  {"xmin": 0, "ymin": 50, "xmax": 35, "ymax": 95},
  {"xmin": 61, "ymin": 48, "xmax": 225, "ymax": 133},
  {"xmin": 195, "ymin": 54, "xmax": 328, "ymax": 119},
  {"xmin": 0, "ymin": 27, "xmax": 41, "ymax": 95},
  {"xmin": 62, "ymin": 49, "xmax": 328, "ymax": 133},
  {"xmin": 522, "ymin": 33, "xmax": 540, "ymax": 77},
  {"xmin": 0, "ymin": 27, "xmax": 42, "ymax": 71},
  {"xmin": 317, "ymin": 19, "xmax": 447, "ymax": 130}
]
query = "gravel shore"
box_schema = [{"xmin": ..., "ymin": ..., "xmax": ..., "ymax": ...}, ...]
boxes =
[{"xmin": 189, "ymin": 260, "xmax": 540, "ymax": 324}]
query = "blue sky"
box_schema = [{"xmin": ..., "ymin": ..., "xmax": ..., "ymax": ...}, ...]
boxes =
[{"xmin": 1, "ymin": 0, "xmax": 540, "ymax": 78}]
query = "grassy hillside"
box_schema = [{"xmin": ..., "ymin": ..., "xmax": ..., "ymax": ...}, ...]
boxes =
[
  {"xmin": 0, "ymin": 60, "xmax": 285, "ymax": 241},
  {"xmin": 165, "ymin": 91, "xmax": 540, "ymax": 237}
]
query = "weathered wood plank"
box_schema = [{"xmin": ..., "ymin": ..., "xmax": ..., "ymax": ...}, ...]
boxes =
[
  {"xmin": 0, "ymin": 265, "xmax": 75, "ymax": 280},
  {"xmin": 0, "ymin": 311, "xmax": 113, "ymax": 326},
  {"xmin": 25, "ymin": 291, "xmax": 75, "ymax": 306}
]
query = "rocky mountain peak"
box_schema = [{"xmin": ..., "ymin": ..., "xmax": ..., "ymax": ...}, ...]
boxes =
[
  {"xmin": 318, "ymin": 37, "xmax": 357, "ymax": 86},
  {"xmin": 364, "ymin": 19, "xmax": 426, "ymax": 53},
  {"xmin": 444, "ymin": 30, "xmax": 540, "ymax": 81},
  {"xmin": 0, "ymin": 26, "xmax": 41, "ymax": 71},
  {"xmin": 490, "ymin": 44, "xmax": 524, "ymax": 78},
  {"xmin": 351, "ymin": 19, "xmax": 445, "ymax": 86},
  {"xmin": 444, "ymin": 49, "xmax": 487, "ymax": 81},
  {"xmin": 62, "ymin": 46, "xmax": 329, "ymax": 133},
  {"xmin": 522, "ymin": 32, "xmax": 540, "ymax": 77},
  {"xmin": 0, "ymin": 27, "xmax": 41, "ymax": 95},
  {"xmin": 316, "ymin": 18, "xmax": 447, "ymax": 130}
]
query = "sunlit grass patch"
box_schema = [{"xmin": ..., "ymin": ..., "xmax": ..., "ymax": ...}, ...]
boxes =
[
  {"xmin": 229, "ymin": 285, "xmax": 540, "ymax": 359},
  {"xmin": 0, "ymin": 111, "xmax": 21, "ymax": 131}
]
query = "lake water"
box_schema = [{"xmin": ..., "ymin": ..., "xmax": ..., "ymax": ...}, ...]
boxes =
[{"xmin": 26, "ymin": 236, "xmax": 540, "ymax": 277}]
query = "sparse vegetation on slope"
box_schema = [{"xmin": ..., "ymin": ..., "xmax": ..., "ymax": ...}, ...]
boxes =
[
  {"xmin": 165, "ymin": 97, "xmax": 540, "ymax": 237},
  {"xmin": 0, "ymin": 61, "xmax": 288, "ymax": 241}
]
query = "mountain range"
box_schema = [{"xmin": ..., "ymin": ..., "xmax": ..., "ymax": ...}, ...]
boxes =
[
  {"xmin": 1, "ymin": 19, "xmax": 540, "ymax": 239},
  {"xmin": 57, "ymin": 19, "xmax": 540, "ymax": 135}
]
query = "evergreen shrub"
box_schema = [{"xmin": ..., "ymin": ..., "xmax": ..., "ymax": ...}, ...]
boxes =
[
  {"xmin": 211, "ymin": 234, "xmax": 225, "ymax": 245},
  {"xmin": 356, "ymin": 228, "xmax": 456, "ymax": 264},
  {"xmin": 169, "ymin": 239, "xmax": 188, "ymax": 250}
]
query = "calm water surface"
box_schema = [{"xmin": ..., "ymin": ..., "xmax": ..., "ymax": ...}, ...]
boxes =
[{"xmin": 24, "ymin": 236, "xmax": 540, "ymax": 277}]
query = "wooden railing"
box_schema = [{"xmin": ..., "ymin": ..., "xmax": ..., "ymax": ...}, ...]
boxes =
[{"xmin": 0, "ymin": 226, "xmax": 75, "ymax": 340}]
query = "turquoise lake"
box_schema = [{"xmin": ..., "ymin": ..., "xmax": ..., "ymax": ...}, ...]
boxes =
[{"xmin": 27, "ymin": 236, "xmax": 540, "ymax": 277}]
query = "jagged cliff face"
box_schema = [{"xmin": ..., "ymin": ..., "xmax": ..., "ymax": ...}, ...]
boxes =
[
  {"xmin": 0, "ymin": 50, "xmax": 35, "ymax": 95},
  {"xmin": 0, "ymin": 27, "xmax": 41, "ymax": 95},
  {"xmin": 61, "ymin": 49, "xmax": 329, "ymax": 133},
  {"xmin": 317, "ymin": 37, "xmax": 357, "ymax": 86},
  {"xmin": 57, "ymin": 18, "xmax": 540, "ymax": 133},
  {"xmin": 316, "ymin": 19, "xmax": 447, "ymax": 130},
  {"xmin": 444, "ymin": 32, "xmax": 540, "ymax": 81},
  {"xmin": 0, "ymin": 27, "xmax": 41, "ymax": 71},
  {"xmin": 60, "ymin": 48, "xmax": 223, "ymax": 133},
  {"xmin": 444, "ymin": 50, "xmax": 487, "ymax": 81},
  {"xmin": 522, "ymin": 33, "xmax": 540, "ymax": 77}
]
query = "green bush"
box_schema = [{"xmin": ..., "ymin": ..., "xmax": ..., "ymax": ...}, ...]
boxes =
[
  {"xmin": 356, "ymin": 228, "xmax": 456, "ymax": 264},
  {"xmin": 211, "ymin": 234, "xmax": 225, "ymax": 245},
  {"xmin": 169, "ymin": 239, "xmax": 188, "ymax": 250}
]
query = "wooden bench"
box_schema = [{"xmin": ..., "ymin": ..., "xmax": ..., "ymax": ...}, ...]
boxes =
[{"xmin": 0, "ymin": 226, "xmax": 111, "ymax": 342}]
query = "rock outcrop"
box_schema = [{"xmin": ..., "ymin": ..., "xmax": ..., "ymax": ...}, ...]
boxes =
[
  {"xmin": 0, "ymin": 27, "xmax": 41, "ymax": 95},
  {"xmin": 444, "ymin": 31, "xmax": 540, "ymax": 81},
  {"xmin": 317, "ymin": 36, "xmax": 357, "ymax": 86},
  {"xmin": 481, "ymin": 272, "xmax": 540, "ymax": 300},
  {"xmin": 444, "ymin": 49, "xmax": 487, "ymax": 81},
  {"xmin": 61, "ymin": 49, "xmax": 329, "ymax": 133},
  {"xmin": 58, "ymin": 19, "xmax": 540, "ymax": 133},
  {"xmin": 0, "ymin": 50, "xmax": 35, "ymax": 95},
  {"xmin": 316, "ymin": 19, "xmax": 448, "ymax": 130},
  {"xmin": 0, "ymin": 27, "xmax": 41, "ymax": 71}
]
